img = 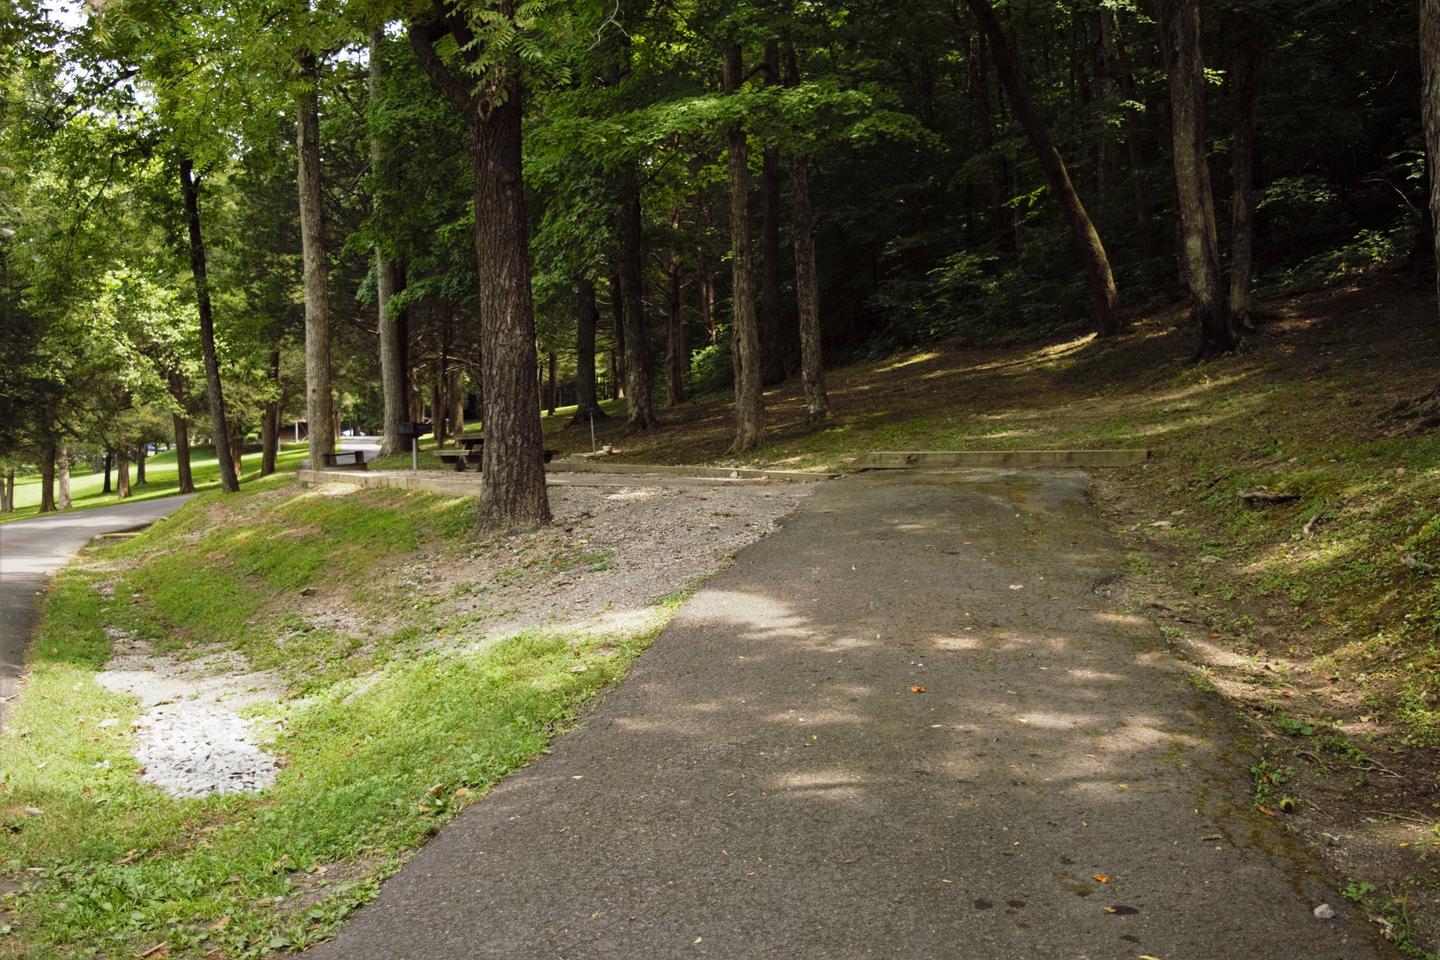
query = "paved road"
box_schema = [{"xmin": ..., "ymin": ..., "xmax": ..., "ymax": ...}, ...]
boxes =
[
  {"xmin": 312, "ymin": 470, "xmax": 1382, "ymax": 960},
  {"xmin": 0, "ymin": 495, "xmax": 193, "ymax": 726}
]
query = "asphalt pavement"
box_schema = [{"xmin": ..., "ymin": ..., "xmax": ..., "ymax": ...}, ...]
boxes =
[
  {"xmin": 310, "ymin": 469, "xmax": 1383, "ymax": 960},
  {"xmin": 0, "ymin": 495, "xmax": 193, "ymax": 727}
]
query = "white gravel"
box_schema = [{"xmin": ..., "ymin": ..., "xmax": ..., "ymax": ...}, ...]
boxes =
[{"xmin": 96, "ymin": 628, "xmax": 281, "ymax": 798}]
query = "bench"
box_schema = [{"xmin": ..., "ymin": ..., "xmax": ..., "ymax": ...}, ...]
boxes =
[
  {"xmin": 320, "ymin": 450, "xmax": 368, "ymax": 470},
  {"xmin": 436, "ymin": 447, "xmax": 559, "ymax": 472}
]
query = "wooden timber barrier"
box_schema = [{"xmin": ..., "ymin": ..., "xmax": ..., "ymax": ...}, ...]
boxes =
[{"xmin": 855, "ymin": 449, "xmax": 1150, "ymax": 470}]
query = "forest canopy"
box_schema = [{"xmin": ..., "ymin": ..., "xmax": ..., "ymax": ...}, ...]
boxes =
[{"xmin": 0, "ymin": 0, "xmax": 1426, "ymax": 526}]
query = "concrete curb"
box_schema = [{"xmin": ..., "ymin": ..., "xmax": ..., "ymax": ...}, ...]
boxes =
[{"xmin": 855, "ymin": 449, "xmax": 1150, "ymax": 469}]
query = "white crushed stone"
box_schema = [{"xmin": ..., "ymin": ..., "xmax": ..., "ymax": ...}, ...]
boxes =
[{"xmin": 96, "ymin": 628, "xmax": 281, "ymax": 798}]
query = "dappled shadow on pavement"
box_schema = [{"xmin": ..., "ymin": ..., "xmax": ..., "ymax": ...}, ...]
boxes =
[{"xmin": 309, "ymin": 470, "xmax": 1382, "ymax": 960}]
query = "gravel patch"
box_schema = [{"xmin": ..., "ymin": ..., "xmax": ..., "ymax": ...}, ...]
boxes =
[
  {"xmin": 96, "ymin": 628, "xmax": 281, "ymax": 798},
  {"xmin": 404, "ymin": 481, "xmax": 813, "ymax": 643}
]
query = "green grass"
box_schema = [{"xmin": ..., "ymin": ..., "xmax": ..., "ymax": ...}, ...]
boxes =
[
  {"xmin": 0, "ymin": 483, "xmax": 675, "ymax": 958},
  {"xmin": 1, "ymin": 443, "xmax": 310, "ymax": 524}
]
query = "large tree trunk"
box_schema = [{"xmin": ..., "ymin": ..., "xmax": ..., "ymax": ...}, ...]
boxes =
[
  {"xmin": 1160, "ymin": 0, "xmax": 1236, "ymax": 358},
  {"xmin": 966, "ymin": 0, "xmax": 1123, "ymax": 337},
  {"xmin": 57, "ymin": 446, "xmax": 71, "ymax": 509},
  {"xmin": 570, "ymin": 278, "xmax": 608, "ymax": 425},
  {"xmin": 102, "ymin": 448, "xmax": 112, "ymax": 494},
  {"xmin": 1392, "ymin": 0, "xmax": 1440, "ymax": 430},
  {"xmin": 297, "ymin": 52, "xmax": 335, "ymax": 471},
  {"xmin": 617, "ymin": 174, "xmax": 658, "ymax": 428},
  {"xmin": 759, "ymin": 41, "xmax": 786, "ymax": 386},
  {"xmin": 411, "ymin": 14, "xmax": 550, "ymax": 530},
  {"xmin": 116, "ymin": 447, "xmax": 131, "ymax": 499},
  {"xmin": 179, "ymin": 158, "xmax": 239, "ymax": 493},
  {"xmin": 173, "ymin": 415, "xmax": 195, "ymax": 493},
  {"xmin": 545, "ymin": 353, "xmax": 557, "ymax": 415},
  {"xmin": 135, "ymin": 445, "xmax": 146, "ymax": 486},
  {"xmin": 725, "ymin": 43, "xmax": 765, "ymax": 452},
  {"xmin": 1105, "ymin": 10, "xmax": 1154, "ymax": 250},
  {"xmin": 1227, "ymin": 16, "xmax": 1264, "ymax": 327},
  {"xmin": 784, "ymin": 39, "xmax": 830, "ymax": 423},
  {"xmin": 1, "ymin": 470, "xmax": 13, "ymax": 512},
  {"xmin": 39, "ymin": 441, "xmax": 56, "ymax": 512},
  {"xmin": 371, "ymin": 30, "xmax": 409, "ymax": 457},
  {"xmin": 666, "ymin": 240, "xmax": 686, "ymax": 406}
]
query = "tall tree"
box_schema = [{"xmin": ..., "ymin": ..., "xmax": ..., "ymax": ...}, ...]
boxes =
[
  {"xmin": 371, "ymin": 29, "xmax": 409, "ymax": 457},
  {"xmin": 1227, "ymin": 12, "xmax": 1264, "ymax": 326},
  {"xmin": 724, "ymin": 42, "xmax": 764, "ymax": 452},
  {"xmin": 1160, "ymin": 0, "xmax": 1236, "ymax": 358},
  {"xmin": 759, "ymin": 39, "xmax": 786, "ymax": 386},
  {"xmin": 965, "ymin": 0, "xmax": 1123, "ymax": 338},
  {"xmin": 1396, "ymin": 0, "xmax": 1440, "ymax": 430},
  {"xmin": 783, "ymin": 37, "xmax": 828, "ymax": 422},
  {"xmin": 569, "ymin": 277, "xmax": 607, "ymax": 425},
  {"xmin": 296, "ymin": 52, "xmax": 335, "ymax": 469},
  {"xmin": 616, "ymin": 171, "xmax": 657, "ymax": 427},
  {"xmin": 179, "ymin": 158, "xmax": 239, "ymax": 493},
  {"xmin": 409, "ymin": 1, "xmax": 550, "ymax": 529}
]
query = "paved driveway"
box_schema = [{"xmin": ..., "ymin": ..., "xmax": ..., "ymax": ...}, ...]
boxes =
[{"xmin": 0, "ymin": 495, "xmax": 193, "ymax": 726}]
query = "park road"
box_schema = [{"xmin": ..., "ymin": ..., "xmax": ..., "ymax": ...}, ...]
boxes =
[
  {"xmin": 310, "ymin": 469, "xmax": 1383, "ymax": 960},
  {"xmin": 0, "ymin": 495, "xmax": 193, "ymax": 728}
]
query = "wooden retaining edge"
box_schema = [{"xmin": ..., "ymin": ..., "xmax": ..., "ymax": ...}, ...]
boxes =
[
  {"xmin": 856, "ymin": 449, "xmax": 1150, "ymax": 469},
  {"xmin": 299, "ymin": 469, "xmax": 479, "ymax": 496},
  {"xmin": 544, "ymin": 461, "xmax": 836, "ymax": 483}
]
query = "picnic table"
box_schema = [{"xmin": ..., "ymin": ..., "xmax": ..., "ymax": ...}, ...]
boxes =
[{"xmin": 436, "ymin": 439, "xmax": 559, "ymax": 472}]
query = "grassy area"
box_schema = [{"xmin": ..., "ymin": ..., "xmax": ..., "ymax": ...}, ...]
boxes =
[
  {"xmin": 1, "ymin": 443, "xmax": 310, "ymax": 523},
  {"xmin": 0, "ymin": 477, "xmax": 674, "ymax": 958}
]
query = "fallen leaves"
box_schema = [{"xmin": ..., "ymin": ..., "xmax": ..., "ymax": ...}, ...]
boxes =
[
  {"xmin": 1091, "ymin": 873, "xmax": 1112, "ymax": 884},
  {"xmin": 910, "ymin": 685, "xmax": 926, "ymax": 694}
]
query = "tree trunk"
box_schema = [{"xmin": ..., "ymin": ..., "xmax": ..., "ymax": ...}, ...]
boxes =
[
  {"xmin": 617, "ymin": 174, "xmax": 657, "ymax": 428},
  {"xmin": 448, "ymin": 365, "xmax": 466, "ymax": 435},
  {"xmin": 230, "ymin": 434, "xmax": 244, "ymax": 478},
  {"xmin": 570, "ymin": 278, "xmax": 608, "ymax": 425},
  {"xmin": 260, "ymin": 349, "xmax": 280, "ymax": 475},
  {"xmin": 1, "ymin": 471, "xmax": 12, "ymax": 512},
  {"xmin": 725, "ymin": 43, "xmax": 765, "ymax": 452},
  {"xmin": 784, "ymin": 39, "xmax": 830, "ymax": 422},
  {"xmin": 966, "ymin": 0, "xmax": 1123, "ymax": 337},
  {"xmin": 135, "ymin": 445, "xmax": 146, "ymax": 486},
  {"xmin": 102, "ymin": 448, "xmax": 112, "ymax": 494},
  {"xmin": 545, "ymin": 353, "xmax": 557, "ymax": 415},
  {"xmin": 410, "ymin": 15, "xmax": 550, "ymax": 529},
  {"xmin": 666, "ymin": 244, "xmax": 686, "ymax": 405},
  {"xmin": 39, "ymin": 441, "xmax": 56, "ymax": 512},
  {"xmin": 609, "ymin": 271, "xmax": 626, "ymax": 399},
  {"xmin": 179, "ymin": 158, "xmax": 239, "ymax": 493},
  {"xmin": 1228, "ymin": 16, "xmax": 1264, "ymax": 326},
  {"xmin": 432, "ymin": 374, "xmax": 447, "ymax": 448},
  {"xmin": 116, "ymin": 447, "xmax": 131, "ymax": 499},
  {"xmin": 759, "ymin": 41, "xmax": 786, "ymax": 386},
  {"xmin": 372, "ymin": 31, "xmax": 409, "ymax": 458},
  {"xmin": 58, "ymin": 446, "xmax": 71, "ymax": 509},
  {"xmin": 698, "ymin": 253, "xmax": 717, "ymax": 345},
  {"xmin": 173, "ymin": 415, "xmax": 195, "ymax": 493},
  {"xmin": 1105, "ymin": 10, "xmax": 1153, "ymax": 250},
  {"xmin": 1160, "ymin": 0, "xmax": 1236, "ymax": 358},
  {"xmin": 297, "ymin": 52, "xmax": 335, "ymax": 471},
  {"xmin": 1390, "ymin": 0, "xmax": 1440, "ymax": 430},
  {"xmin": 967, "ymin": 31, "xmax": 1008, "ymax": 244}
]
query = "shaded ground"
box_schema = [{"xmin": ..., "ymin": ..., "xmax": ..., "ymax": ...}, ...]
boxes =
[{"xmin": 311, "ymin": 470, "xmax": 1382, "ymax": 959}]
